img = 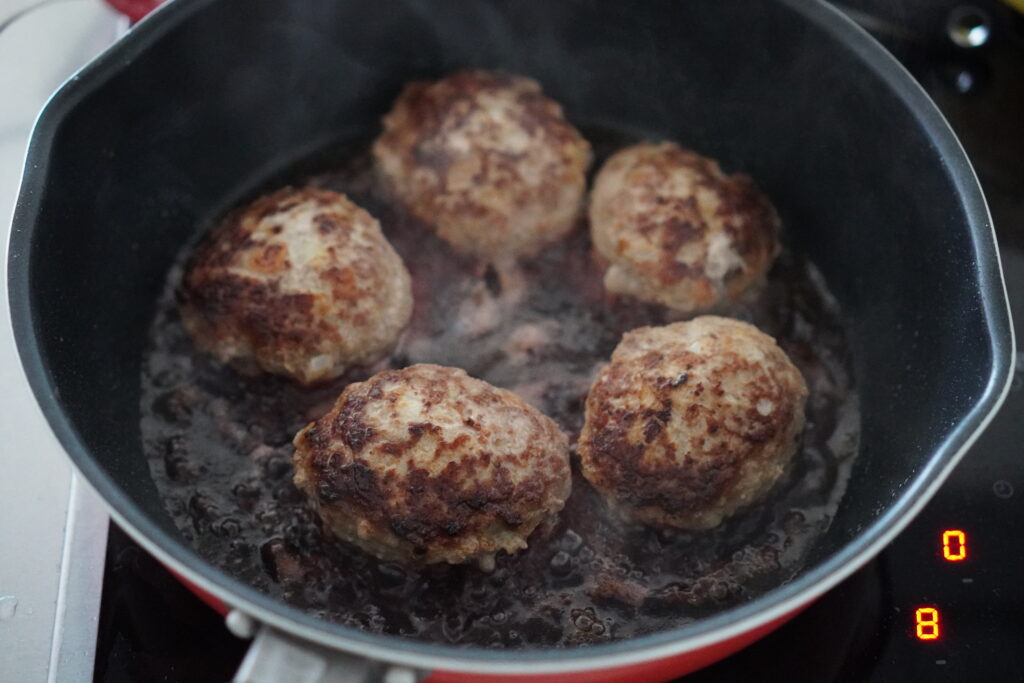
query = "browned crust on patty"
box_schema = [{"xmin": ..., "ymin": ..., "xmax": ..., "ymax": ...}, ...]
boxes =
[
  {"xmin": 292, "ymin": 364, "xmax": 572, "ymax": 565},
  {"xmin": 373, "ymin": 69, "xmax": 591, "ymax": 261},
  {"xmin": 578, "ymin": 317, "xmax": 807, "ymax": 530},
  {"xmin": 178, "ymin": 187, "xmax": 412, "ymax": 384},
  {"xmin": 590, "ymin": 142, "xmax": 781, "ymax": 313}
]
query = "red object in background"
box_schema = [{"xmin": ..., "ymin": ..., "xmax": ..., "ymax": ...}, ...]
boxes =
[{"xmin": 105, "ymin": 0, "xmax": 167, "ymax": 23}]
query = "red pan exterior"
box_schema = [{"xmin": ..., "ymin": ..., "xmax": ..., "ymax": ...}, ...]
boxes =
[
  {"xmin": 172, "ymin": 569, "xmax": 229, "ymax": 615},
  {"xmin": 174, "ymin": 568, "xmax": 802, "ymax": 679},
  {"xmin": 427, "ymin": 610, "xmax": 800, "ymax": 682}
]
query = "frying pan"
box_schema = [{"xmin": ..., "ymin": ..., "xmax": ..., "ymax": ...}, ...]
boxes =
[{"xmin": 7, "ymin": 0, "xmax": 1014, "ymax": 680}]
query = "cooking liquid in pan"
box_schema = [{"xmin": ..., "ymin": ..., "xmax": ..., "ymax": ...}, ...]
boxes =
[{"xmin": 140, "ymin": 129, "xmax": 859, "ymax": 647}]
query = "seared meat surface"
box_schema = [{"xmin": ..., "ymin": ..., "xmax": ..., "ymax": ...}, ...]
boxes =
[
  {"xmin": 590, "ymin": 142, "xmax": 780, "ymax": 314},
  {"xmin": 373, "ymin": 69, "xmax": 591, "ymax": 263},
  {"xmin": 579, "ymin": 316, "xmax": 807, "ymax": 530},
  {"xmin": 292, "ymin": 364, "xmax": 572, "ymax": 568},
  {"xmin": 178, "ymin": 187, "xmax": 412, "ymax": 384}
]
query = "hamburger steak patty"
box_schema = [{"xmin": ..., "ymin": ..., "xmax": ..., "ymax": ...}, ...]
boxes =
[
  {"xmin": 590, "ymin": 142, "xmax": 780, "ymax": 314},
  {"xmin": 178, "ymin": 187, "xmax": 412, "ymax": 385},
  {"xmin": 373, "ymin": 69, "xmax": 591, "ymax": 262},
  {"xmin": 579, "ymin": 317, "xmax": 808, "ymax": 530},
  {"xmin": 292, "ymin": 364, "xmax": 572, "ymax": 568}
]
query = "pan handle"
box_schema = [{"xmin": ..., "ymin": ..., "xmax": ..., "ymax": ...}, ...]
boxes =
[{"xmin": 232, "ymin": 623, "xmax": 427, "ymax": 683}]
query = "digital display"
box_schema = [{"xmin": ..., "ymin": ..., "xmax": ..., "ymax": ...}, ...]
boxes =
[
  {"xmin": 913, "ymin": 530, "xmax": 970, "ymax": 642},
  {"xmin": 915, "ymin": 607, "xmax": 941, "ymax": 641},
  {"xmin": 942, "ymin": 529, "xmax": 967, "ymax": 561}
]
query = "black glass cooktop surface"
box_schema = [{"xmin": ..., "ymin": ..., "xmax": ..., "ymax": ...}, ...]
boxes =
[{"xmin": 93, "ymin": 1, "xmax": 1024, "ymax": 680}]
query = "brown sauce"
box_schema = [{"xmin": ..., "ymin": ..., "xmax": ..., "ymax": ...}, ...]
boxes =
[{"xmin": 140, "ymin": 129, "xmax": 859, "ymax": 648}]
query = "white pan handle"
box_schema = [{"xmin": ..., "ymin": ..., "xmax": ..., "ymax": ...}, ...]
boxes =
[{"xmin": 232, "ymin": 624, "xmax": 427, "ymax": 683}]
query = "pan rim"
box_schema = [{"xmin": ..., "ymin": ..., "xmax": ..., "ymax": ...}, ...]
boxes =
[{"xmin": 7, "ymin": 0, "xmax": 1015, "ymax": 673}]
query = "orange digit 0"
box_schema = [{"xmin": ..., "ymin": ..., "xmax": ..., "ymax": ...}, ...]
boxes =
[
  {"xmin": 942, "ymin": 529, "xmax": 967, "ymax": 561},
  {"xmin": 915, "ymin": 607, "xmax": 941, "ymax": 640}
]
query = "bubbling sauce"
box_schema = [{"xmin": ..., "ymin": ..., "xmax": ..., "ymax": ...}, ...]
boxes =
[{"xmin": 140, "ymin": 129, "xmax": 859, "ymax": 648}]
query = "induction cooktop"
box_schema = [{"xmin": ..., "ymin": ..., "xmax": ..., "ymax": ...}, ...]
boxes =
[{"xmin": 90, "ymin": 1, "xmax": 1024, "ymax": 681}]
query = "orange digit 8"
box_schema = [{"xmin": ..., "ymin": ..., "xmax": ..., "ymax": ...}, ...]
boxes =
[{"xmin": 915, "ymin": 607, "xmax": 941, "ymax": 640}]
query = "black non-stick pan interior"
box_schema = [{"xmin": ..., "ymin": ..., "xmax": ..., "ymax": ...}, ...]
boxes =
[{"xmin": 10, "ymin": 0, "xmax": 1010, "ymax": 659}]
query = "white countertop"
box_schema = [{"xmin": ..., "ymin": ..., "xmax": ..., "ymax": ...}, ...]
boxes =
[{"xmin": 0, "ymin": 2, "xmax": 120, "ymax": 681}]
